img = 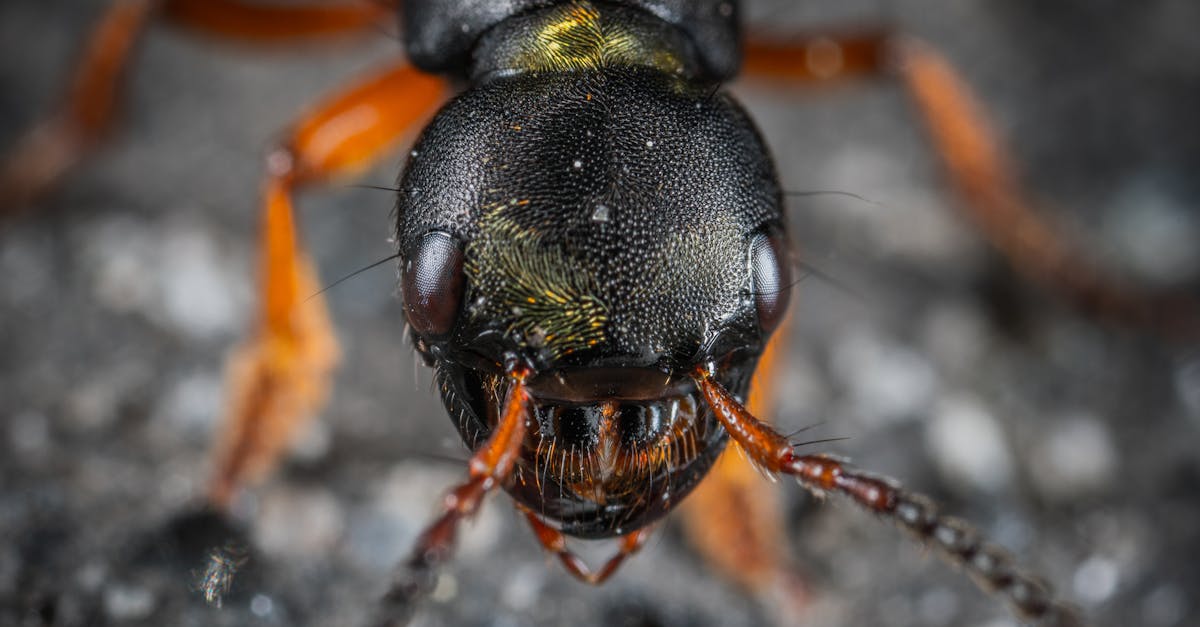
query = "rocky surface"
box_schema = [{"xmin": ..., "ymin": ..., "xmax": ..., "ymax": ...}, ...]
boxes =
[{"xmin": 2, "ymin": 1, "xmax": 1198, "ymax": 626}]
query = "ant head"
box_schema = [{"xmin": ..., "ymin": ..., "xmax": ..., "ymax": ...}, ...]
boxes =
[
  {"xmin": 396, "ymin": 66, "xmax": 789, "ymax": 378},
  {"xmin": 394, "ymin": 66, "xmax": 792, "ymax": 534},
  {"xmin": 389, "ymin": 8, "xmax": 809, "ymax": 530}
]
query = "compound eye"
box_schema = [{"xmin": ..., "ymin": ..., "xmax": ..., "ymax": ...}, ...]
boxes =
[
  {"xmin": 401, "ymin": 231, "xmax": 465, "ymax": 338},
  {"xmin": 750, "ymin": 231, "xmax": 793, "ymax": 335}
]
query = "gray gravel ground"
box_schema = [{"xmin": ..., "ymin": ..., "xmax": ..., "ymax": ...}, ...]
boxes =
[{"xmin": 2, "ymin": 1, "xmax": 1199, "ymax": 626}]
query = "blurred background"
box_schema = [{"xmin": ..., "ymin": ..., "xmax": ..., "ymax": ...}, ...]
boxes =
[{"xmin": 1, "ymin": 1, "xmax": 1198, "ymax": 625}]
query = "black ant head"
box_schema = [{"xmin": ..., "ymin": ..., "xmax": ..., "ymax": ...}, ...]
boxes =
[
  {"xmin": 397, "ymin": 66, "xmax": 788, "ymax": 372},
  {"xmin": 395, "ymin": 62, "xmax": 789, "ymax": 534}
]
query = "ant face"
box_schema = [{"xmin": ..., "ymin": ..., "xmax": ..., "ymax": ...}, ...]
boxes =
[{"xmin": 395, "ymin": 66, "xmax": 792, "ymax": 535}]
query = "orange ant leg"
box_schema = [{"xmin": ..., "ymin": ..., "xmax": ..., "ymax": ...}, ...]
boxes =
[
  {"xmin": 0, "ymin": 0, "xmax": 394, "ymax": 213},
  {"xmin": 744, "ymin": 28, "xmax": 890, "ymax": 82},
  {"xmin": 162, "ymin": 0, "xmax": 393, "ymax": 42},
  {"xmin": 208, "ymin": 62, "xmax": 447, "ymax": 507},
  {"xmin": 893, "ymin": 38, "xmax": 1197, "ymax": 336},
  {"xmin": 0, "ymin": 0, "xmax": 154, "ymax": 214},
  {"xmin": 743, "ymin": 31, "xmax": 1200, "ymax": 336},
  {"xmin": 375, "ymin": 370, "xmax": 532, "ymax": 626},
  {"xmin": 679, "ymin": 315, "xmax": 809, "ymax": 614},
  {"xmin": 692, "ymin": 367, "xmax": 1085, "ymax": 626},
  {"xmin": 521, "ymin": 509, "xmax": 652, "ymax": 585}
]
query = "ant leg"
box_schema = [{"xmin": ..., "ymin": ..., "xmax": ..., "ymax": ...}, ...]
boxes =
[
  {"xmin": 743, "ymin": 28, "xmax": 890, "ymax": 81},
  {"xmin": 0, "ymin": 0, "xmax": 154, "ymax": 214},
  {"xmin": 692, "ymin": 367, "xmax": 1085, "ymax": 626},
  {"xmin": 0, "ymin": 0, "xmax": 392, "ymax": 213},
  {"xmin": 743, "ymin": 31, "xmax": 1200, "ymax": 337},
  {"xmin": 521, "ymin": 509, "xmax": 652, "ymax": 585},
  {"xmin": 891, "ymin": 38, "xmax": 1198, "ymax": 336},
  {"xmin": 161, "ymin": 0, "xmax": 393, "ymax": 42},
  {"xmin": 679, "ymin": 317, "xmax": 809, "ymax": 612},
  {"xmin": 374, "ymin": 371, "xmax": 532, "ymax": 627},
  {"xmin": 208, "ymin": 62, "xmax": 446, "ymax": 507}
]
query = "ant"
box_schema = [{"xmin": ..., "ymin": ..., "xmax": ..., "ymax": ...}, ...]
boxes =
[{"xmin": 2, "ymin": 1, "xmax": 1196, "ymax": 626}]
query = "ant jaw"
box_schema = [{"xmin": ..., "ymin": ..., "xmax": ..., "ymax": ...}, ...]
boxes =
[
  {"xmin": 524, "ymin": 366, "xmax": 688, "ymax": 403},
  {"xmin": 434, "ymin": 357, "xmax": 762, "ymax": 538}
]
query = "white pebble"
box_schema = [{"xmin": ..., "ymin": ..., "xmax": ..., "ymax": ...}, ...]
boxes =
[
  {"xmin": 1073, "ymin": 555, "xmax": 1119, "ymax": 604},
  {"xmin": 254, "ymin": 487, "xmax": 344, "ymax": 558},
  {"xmin": 250, "ymin": 593, "xmax": 275, "ymax": 618},
  {"xmin": 432, "ymin": 573, "xmax": 458, "ymax": 602},
  {"xmin": 926, "ymin": 395, "xmax": 1014, "ymax": 493},
  {"xmin": 104, "ymin": 584, "xmax": 155, "ymax": 621},
  {"xmin": 159, "ymin": 226, "xmax": 243, "ymax": 339},
  {"xmin": 831, "ymin": 328, "xmax": 938, "ymax": 425},
  {"xmin": 501, "ymin": 565, "xmax": 545, "ymax": 611},
  {"xmin": 1030, "ymin": 413, "xmax": 1117, "ymax": 500},
  {"xmin": 157, "ymin": 372, "xmax": 222, "ymax": 437},
  {"xmin": 82, "ymin": 217, "xmax": 245, "ymax": 338},
  {"xmin": 1103, "ymin": 180, "xmax": 1200, "ymax": 284}
]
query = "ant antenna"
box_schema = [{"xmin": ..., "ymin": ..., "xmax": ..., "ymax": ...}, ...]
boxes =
[
  {"xmin": 783, "ymin": 189, "xmax": 887, "ymax": 209},
  {"xmin": 306, "ymin": 252, "xmax": 401, "ymax": 302},
  {"xmin": 349, "ymin": 183, "xmax": 401, "ymax": 193},
  {"xmin": 790, "ymin": 436, "xmax": 852, "ymax": 448},
  {"xmin": 783, "ymin": 420, "xmax": 831, "ymax": 440}
]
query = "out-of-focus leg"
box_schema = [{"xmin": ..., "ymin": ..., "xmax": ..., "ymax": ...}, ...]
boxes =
[
  {"xmin": 0, "ymin": 0, "xmax": 155, "ymax": 214},
  {"xmin": 0, "ymin": 0, "xmax": 394, "ymax": 213},
  {"xmin": 743, "ymin": 31, "xmax": 1200, "ymax": 336},
  {"xmin": 892, "ymin": 38, "xmax": 1198, "ymax": 336},
  {"xmin": 743, "ymin": 29, "xmax": 889, "ymax": 82},
  {"xmin": 162, "ymin": 0, "xmax": 393, "ymax": 42},
  {"xmin": 208, "ymin": 62, "xmax": 447, "ymax": 507}
]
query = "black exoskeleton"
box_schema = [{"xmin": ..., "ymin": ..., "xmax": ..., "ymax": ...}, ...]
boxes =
[
  {"xmin": 394, "ymin": 0, "xmax": 789, "ymax": 537},
  {"xmin": 403, "ymin": 0, "xmax": 743, "ymax": 80}
]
